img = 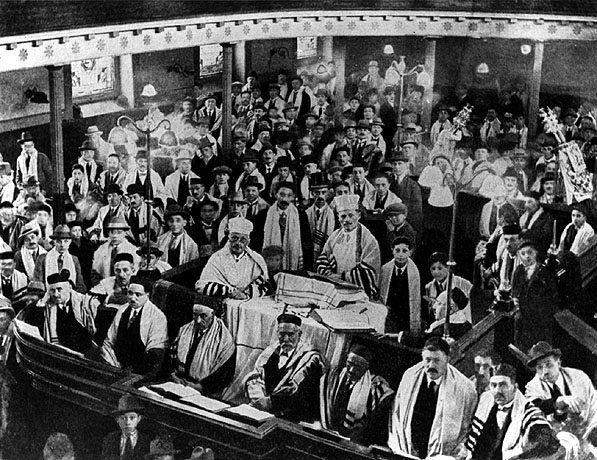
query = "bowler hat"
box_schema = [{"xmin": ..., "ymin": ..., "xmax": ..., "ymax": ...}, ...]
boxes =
[
  {"xmin": 301, "ymin": 155, "xmax": 317, "ymax": 167},
  {"xmin": 213, "ymin": 165, "xmax": 232, "ymax": 175},
  {"xmin": 78, "ymin": 140, "xmax": 96, "ymax": 152},
  {"xmin": 127, "ymin": 184, "xmax": 146, "ymax": 196},
  {"xmin": 276, "ymin": 156, "xmax": 291, "ymax": 169},
  {"xmin": 50, "ymin": 225, "xmax": 72, "ymax": 240},
  {"xmin": 197, "ymin": 137, "xmax": 214, "ymax": 150},
  {"xmin": 241, "ymin": 151, "xmax": 259, "ymax": 164},
  {"xmin": 204, "ymin": 92, "xmax": 217, "ymax": 102},
  {"xmin": 371, "ymin": 117, "xmax": 385, "ymax": 127},
  {"xmin": 527, "ymin": 341, "xmax": 562, "ymax": 368},
  {"xmin": 105, "ymin": 184, "xmax": 124, "ymax": 196},
  {"xmin": 356, "ymin": 120, "xmax": 371, "ymax": 130},
  {"xmin": 242, "ymin": 175, "xmax": 264, "ymax": 190},
  {"xmin": 309, "ymin": 171, "xmax": 329, "ymax": 190},
  {"xmin": 282, "ymin": 102, "xmax": 297, "ymax": 113},
  {"xmin": 540, "ymin": 173, "xmax": 556, "ymax": 186},
  {"xmin": 164, "ymin": 204, "xmax": 190, "ymax": 221},
  {"xmin": 85, "ymin": 125, "xmax": 103, "ymax": 136},
  {"xmin": 105, "ymin": 216, "xmax": 130, "ymax": 231},
  {"xmin": 17, "ymin": 131, "xmax": 35, "ymax": 144},
  {"xmin": 389, "ymin": 150, "xmax": 410, "ymax": 163},
  {"xmin": 111, "ymin": 394, "xmax": 144, "ymax": 417},
  {"xmin": 136, "ymin": 242, "xmax": 164, "ymax": 258}
]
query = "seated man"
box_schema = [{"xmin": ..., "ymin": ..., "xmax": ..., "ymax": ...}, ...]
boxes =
[
  {"xmin": 464, "ymin": 363, "xmax": 555, "ymax": 460},
  {"xmin": 32, "ymin": 269, "xmax": 96, "ymax": 353},
  {"xmin": 171, "ymin": 303, "xmax": 236, "ymax": 397},
  {"xmin": 156, "ymin": 205, "xmax": 199, "ymax": 266},
  {"xmin": 100, "ymin": 276, "xmax": 168, "ymax": 379},
  {"xmin": 388, "ymin": 337, "xmax": 477, "ymax": 458},
  {"xmin": 244, "ymin": 313, "xmax": 325, "ymax": 422},
  {"xmin": 316, "ymin": 194, "xmax": 381, "ymax": 298},
  {"xmin": 33, "ymin": 225, "xmax": 87, "ymax": 293},
  {"xmin": 90, "ymin": 253, "xmax": 135, "ymax": 307},
  {"xmin": 525, "ymin": 341, "xmax": 597, "ymax": 448},
  {"xmin": 0, "ymin": 250, "xmax": 28, "ymax": 302},
  {"xmin": 196, "ymin": 217, "xmax": 268, "ymax": 299},
  {"xmin": 320, "ymin": 344, "xmax": 394, "ymax": 446}
]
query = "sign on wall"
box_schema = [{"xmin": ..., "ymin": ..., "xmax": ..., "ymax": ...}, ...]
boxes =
[
  {"xmin": 200, "ymin": 44, "xmax": 223, "ymax": 77},
  {"xmin": 297, "ymin": 37, "xmax": 317, "ymax": 59},
  {"xmin": 72, "ymin": 57, "xmax": 116, "ymax": 98}
]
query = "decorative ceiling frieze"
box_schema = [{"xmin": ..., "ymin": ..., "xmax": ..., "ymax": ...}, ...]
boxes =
[{"xmin": 1, "ymin": 10, "xmax": 597, "ymax": 72}]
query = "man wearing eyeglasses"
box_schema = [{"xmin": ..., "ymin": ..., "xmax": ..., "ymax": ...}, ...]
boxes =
[{"xmin": 196, "ymin": 216, "xmax": 269, "ymax": 299}]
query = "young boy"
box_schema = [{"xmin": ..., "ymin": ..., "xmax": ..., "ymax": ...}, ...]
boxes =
[
  {"xmin": 383, "ymin": 203, "xmax": 417, "ymax": 263},
  {"xmin": 101, "ymin": 394, "xmax": 151, "ymax": 459},
  {"xmin": 424, "ymin": 251, "xmax": 473, "ymax": 325},
  {"xmin": 347, "ymin": 161, "xmax": 374, "ymax": 201},
  {"xmin": 379, "ymin": 236, "xmax": 421, "ymax": 333}
]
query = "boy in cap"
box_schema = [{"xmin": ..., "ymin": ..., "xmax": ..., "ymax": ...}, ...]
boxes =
[
  {"xmin": 33, "ymin": 225, "xmax": 87, "ymax": 293},
  {"xmin": 157, "ymin": 205, "xmax": 199, "ymax": 266},
  {"xmin": 197, "ymin": 217, "xmax": 269, "ymax": 299},
  {"xmin": 101, "ymin": 394, "xmax": 151, "ymax": 460},
  {"xmin": 383, "ymin": 202, "xmax": 417, "ymax": 262},
  {"xmin": 235, "ymin": 151, "xmax": 266, "ymax": 192},
  {"xmin": 137, "ymin": 243, "xmax": 171, "ymax": 273},
  {"xmin": 208, "ymin": 165, "xmax": 232, "ymax": 201},
  {"xmin": 187, "ymin": 200, "xmax": 220, "ymax": 257},
  {"xmin": 430, "ymin": 105, "xmax": 453, "ymax": 147},
  {"xmin": 195, "ymin": 93, "xmax": 222, "ymax": 138},
  {"xmin": 100, "ymin": 276, "xmax": 168, "ymax": 377},
  {"xmin": 316, "ymin": 194, "xmax": 381, "ymax": 298},
  {"xmin": 191, "ymin": 137, "xmax": 222, "ymax": 190},
  {"xmin": 245, "ymin": 313, "xmax": 324, "ymax": 421}
]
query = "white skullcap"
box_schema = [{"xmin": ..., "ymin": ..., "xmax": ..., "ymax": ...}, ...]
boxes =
[
  {"xmin": 228, "ymin": 217, "xmax": 253, "ymax": 235},
  {"xmin": 333, "ymin": 194, "xmax": 360, "ymax": 213}
]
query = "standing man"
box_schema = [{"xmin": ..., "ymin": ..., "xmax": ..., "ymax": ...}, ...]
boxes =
[
  {"xmin": 287, "ymin": 76, "xmax": 315, "ymax": 121},
  {"xmin": 156, "ymin": 205, "xmax": 199, "ymax": 266},
  {"xmin": 125, "ymin": 184, "xmax": 162, "ymax": 247},
  {"xmin": 305, "ymin": 172, "xmax": 335, "ymax": 262},
  {"xmin": 97, "ymin": 154, "xmax": 126, "ymax": 198},
  {"xmin": 388, "ymin": 337, "xmax": 477, "ymax": 458},
  {"xmin": 316, "ymin": 194, "xmax": 381, "ymax": 298},
  {"xmin": 320, "ymin": 344, "xmax": 394, "ymax": 445},
  {"xmin": 170, "ymin": 303, "xmax": 236, "ymax": 398},
  {"xmin": 244, "ymin": 313, "xmax": 325, "ymax": 422},
  {"xmin": 100, "ymin": 276, "xmax": 168, "ymax": 379},
  {"xmin": 15, "ymin": 131, "xmax": 53, "ymax": 192},
  {"xmin": 164, "ymin": 148, "xmax": 199, "ymax": 207},
  {"xmin": 89, "ymin": 184, "xmax": 128, "ymax": 242},
  {"xmin": 14, "ymin": 221, "xmax": 46, "ymax": 280},
  {"xmin": 262, "ymin": 182, "xmax": 313, "ymax": 271},
  {"xmin": 389, "ymin": 151, "xmax": 423, "ymax": 233},
  {"xmin": 195, "ymin": 93, "xmax": 222, "ymax": 138},
  {"xmin": 77, "ymin": 140, "xmax": 103, "ymax": 184}
]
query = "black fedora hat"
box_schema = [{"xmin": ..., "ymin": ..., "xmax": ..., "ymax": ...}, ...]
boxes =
[
  {"xmin": 527, "ymin": 341, "xmax": 562, "ymax": 368},
  {"xmin": 111, "ymin": 394, "xmax": 144, "ymax": 417},
  {"xmin": 17, "ymin": 131, "xmax": 35, "ymax": 144}
]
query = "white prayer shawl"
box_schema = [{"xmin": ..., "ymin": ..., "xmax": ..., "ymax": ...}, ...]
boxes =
[
  {"xmin": 97, "ymin": 168, "xmax": 127, "ymax": 192},
  {"xmin": 37, "ymin": 290, "xmax": 97, "ymax": 345},
  {"xmin": 20, "ymin": 246, "xmax": 46, "ymax": 279},
  {"xmin": 362, "ymin": 190, "xmax": 402, "ymax": 211},
  {"xmin": 263, "ymin": 204, "xmax": 303, "ymax": 270},
  {"xmin": 173, "ymin": 317, "xmax": 235, "ymax": 382},
  {"xmin": 100, "ymin": 300, "xmax": 169, "ymax": 368},
  {"xmin": 0, "ymin": 270, "xmax": 28, "ymax": 298},
  {"xmin": 196, "ymin": 244, "xmax": 268, "ymax": 295},
  {"xmin": 122, "ymin": 169, "xmax": 168, "ymax": 205},
  {"xmin": 379, "ymin": 258, "xmax": 422, "ymax": 333},
  {"xmin": 525, "ymin": 367, "xmax": 597, "ymax": 433},
  {"xmin": 388, "ymin": 362, "xmax": 477, "ymax": 457},
  {"xmin": 306, "ymin": 204, "xmax": 335, "ymax": 259},
  {"xmin": 164, "ymin": 170, "xmax": 199, "ymax": 203},
  {"xmin": 45, "ymin": 249, "xmax": 76, "ymax": 286},
  {"xmin": 430, "ymin": 120, "xmax": 454, "ymax": 146},
  {"xmin": 92, "ymin": 240, "xmax": 140, "ymax": 281},
  {"xmin": 465, "ymin": 389, "xmax": 549, "ymax": 460},
  {"xmin": 0, "ymin": 181, "xmax": 16, "ymax": 203},
  {"xmin": 66, "ymin": 176, "xmax": 89, "ymax": 203},
  {"xmin": 77, "ymin": 157, "xmax": 100, "ymax": 183},
  {"xmin": 559, "ymin": 222, "xmax": 595, "ymax": 256},
  {"xmin": 89, "ymin": 203, "xmax": 128, "ymax": 239},
  {"xmin": 419, "ymin": 165, "xmax": 454, "ymax": 207},
  {"xmin": 16, "ymin": 149, "xmax": 38, "ymax": 185},
  {"xmin": 424, "ymin": 275, "xmax": 473, "ymax": 323},
  {"xmin": 157, "ymin": 231, "xmax": 199, "ymax": 265},
  {"xmin": 426, "ymin": 308, "xmax": 469, "ymax": 334},
  {"xmin": 347, "ymin": 178, "xmax": 375, "ymax": 198}
]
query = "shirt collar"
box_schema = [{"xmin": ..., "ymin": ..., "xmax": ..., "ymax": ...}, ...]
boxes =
[
  {"xmin": 497, "ymin": 399, "xmax": 515, "ymax": 411},
  {"xmin": 428, "ymin": 375, "xmax": 443, "ymax": 387}
]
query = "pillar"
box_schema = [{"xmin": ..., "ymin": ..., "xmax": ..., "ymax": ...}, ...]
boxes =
[
  {"xmin": 47, "ymin": 65, "xmax": 66, "ymax": 220},
  {"xmin": 193, "ymin": 47, "xmax": 201, "ymax": 87},
  {"xmin": 528, "ymin": 42, "xmax": 544, "ymax": 137},
  {"xmin": 63, "ymin": 65, "xmax": 73, "ymax": 119},
  {"xmin": 233, "ymin": 40, "xmax": 246, "ymax": 82},
  {"xmin": 119, "ymin": 54, "xmax": 135, "ymax": 108},
  {"xmin": 421, "ymin": 39, "xmax": 437, "ymax": 132},
  {"xmin": 222, "ymin": 43, "xmax": 234, "ymax": 152},
  {"xmin": 332, "ymin": 37, "xmax": 346, "ymax": 115},
  {"xmin": 322, "ymin": 36, "xmax": 333, "ymax": 61}
]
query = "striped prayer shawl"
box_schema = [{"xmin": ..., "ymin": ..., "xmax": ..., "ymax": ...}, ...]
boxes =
[{"xmin": 465, "ymin": 389, "xmax": 549, "ymax": 460}]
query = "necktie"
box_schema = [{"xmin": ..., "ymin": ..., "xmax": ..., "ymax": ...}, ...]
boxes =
[
  {"xmin": 435, "ymin": 280, "xmax": 444, "ymax": 294},
  {"xmin": 110, "ymin": 246, "xmax": 118, "ymax": 275},
  {"xmin": 551, "ymin": 384, "xmax": 563, "ymax": 398},
  {"xmin": 1, "ymin": 277, "xmax": 12, "ymax": 299},
  {"xmin": 429, "ymin": 381, "xmax": 438, "ymax": 398},
  {"xmin": 279, "ymin": 212, "xmax": 287, "ymax": 241},
  {"xmin": 57, "ymin": 254, "xmax": 64, "ymax": 272},
  {"xmin": 128, "ymin": 309, "xmax": 138, "ymax": 328},
  {"xmin": 170, "ymin": 235, "xmax": 180, "ymax": 250},
  {"xmin": 247, "ymin": 204, "xmax": 255, "ymax": 219},
  {"xmin": 505, "ymin": 256, "xmax": 514, "ymax": 282},
  {"xmin": 25, "ymin": 155, "xmax": 31, "ymax": 171},
  {"xmin": 86, "ymin": 162, "xmax": 92, "ymax": 179},
  {"xmin": 440, "ymin": 123, "xmax": 445, "ymax": 132},
  {"xmin": 319, "ymin": 106, "xmax": 324, "ymax": 117},
  {"xmin": 292, "ymin": 91, "xmax": 298, "ymax": 104},
  {"xmin": 122, "ymin": 434, "xmax": 134, "ymax": 459},
  {"xmin": 316, "ymin": 209, "xmax": 321, "ymax": 221},
  {"xmin": 130, "ymin": 209, "xmax": 140, "ymax": 238},
  {"xmin": 485, "ymin": 123, "xmax": 491, "ymax": 139}
]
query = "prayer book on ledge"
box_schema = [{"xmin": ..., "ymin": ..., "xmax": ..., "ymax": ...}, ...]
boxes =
[
  {"xmin": 149, "ymin": 382, "xmax": 201, "ymax": 399},
  {"xmin": 299, "ymin": 422, "xmax": 351, "ymax": 442},
  {"xmin": 223, "ymin": 404, "xmax": 275, "ymax": 426},
  {"xmin": 309, "ymin": 309, "xmax": 375, "ymax": 333}
]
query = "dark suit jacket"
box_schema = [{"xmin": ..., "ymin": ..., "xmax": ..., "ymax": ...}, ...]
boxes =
[
  {"xmin": 390, "ymin": 176, "xmax": 423, "ymax": 233},
  {"xmin": 101, "ymin": 430, "xmax": 151, "ymax": 460},
  {"xmin": 520, "ymin": 209, "xmax": 554, "ymax": 255},
  {"xmin": 32, "ymin": 253, "xmax": 87, "ymax": 293}
]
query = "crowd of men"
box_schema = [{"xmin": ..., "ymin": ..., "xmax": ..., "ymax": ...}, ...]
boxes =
[{"xmin": 1, "ymin": 67, "xmax": 597, "ymax": 458}]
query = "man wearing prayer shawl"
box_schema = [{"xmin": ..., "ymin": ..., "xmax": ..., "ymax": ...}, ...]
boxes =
[
  {"xmin": 100, "ymin": 277, "xmax": 168, "ymax": 379},
  {"xmin": 262, "ymin": 181, "xmax": 313, "ymax": 271},
  {"xmin": 196, "ymin": 217, "xmax": 269, "ymax": 299},
  {"xmin": 244, "ymin": 313, "xmax": 325, "ymax": 422},
  {"xmin": 320, "ymin": 344, "xmax": 394, "ymax": 446},
  {"xmin": 170, "ymin": 303, "xmax": 236, "ymax": 398},
  {"xmin": 316, "ymin": 194, "xmax": 381, "ymax": 298},
  {"xmin": 525, "ymin": 341, "xmax": 597, "ymax": 455},
  {"xmin": 388, "ymin": 337, "xmax": 477, "ymax": 458},
  {"xmin": 305, "ymin": 172, "xmax": 336, "ymax": 261},
  {"xmin": 464, "ymin": 364, "xmax": 553, "ymax": 460},
  {"xmin": 30, "ymin": 269, "xmax": 97, "ymax": 354}
]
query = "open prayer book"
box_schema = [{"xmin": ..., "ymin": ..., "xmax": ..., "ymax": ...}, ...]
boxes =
[
  {"xmin": 147, "ymin": 382, "xmax": 230, "ymax": 412},
  {"xmin": 309, "ymin": 309, "xmax": 375, "ymax": 333},
  {"xmin": 223, "ymin": 404, "xmax": 275, "ymax": 425},
  {"xmin": 14, "ymin": 319, "xmax": 43, "ymax": 339}
]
